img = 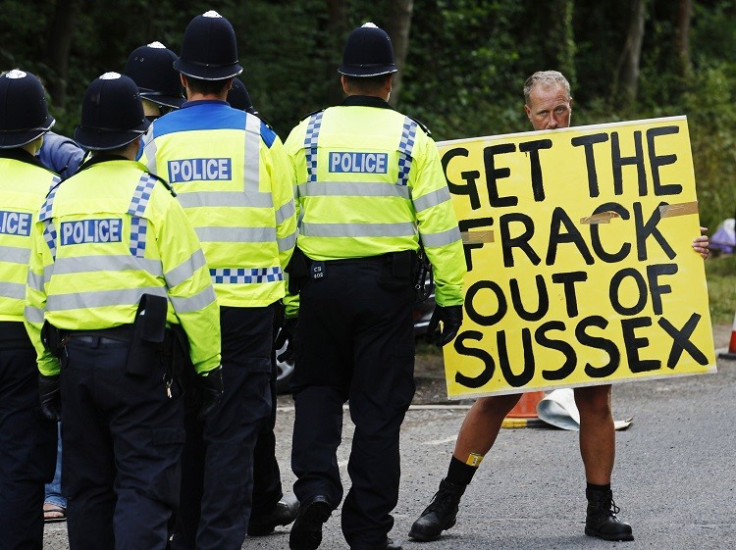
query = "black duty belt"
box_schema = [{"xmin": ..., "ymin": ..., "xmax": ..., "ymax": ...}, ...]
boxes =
[
  {"xmin": 64, "ymin": 324, "xmax": 135, "ymax": 346},
  {"xmin": 322, "ymin": 252, "xmax": 402, "ymax": 267}
]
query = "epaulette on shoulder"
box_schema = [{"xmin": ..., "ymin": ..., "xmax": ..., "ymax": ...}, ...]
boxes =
[
  {"xmin": 149, "ymin": 173, "xmax": 177, "ymax": 197},
  {"xmin": 407, "ymin": 115, "xmax": 431, "ymax": 137}
]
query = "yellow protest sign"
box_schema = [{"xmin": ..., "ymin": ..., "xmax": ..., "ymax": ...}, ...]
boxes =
[{"xmin": 438, "ymin": 116, "xmax": 716, "ymax": 399}]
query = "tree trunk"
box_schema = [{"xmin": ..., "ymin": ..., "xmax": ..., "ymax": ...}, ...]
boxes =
[
  {"xmin": 385, "ymin": 0, "xmax": 414, "ymax": 107},
  {"xmin": 45, "ymin": 0, "xmax": 80, "ymax": 109},
  {"xmin": 551, "ymin": 0, "xmax": 576, "ymax": 92},
  {"xmin": 326, "ymin": 0, "xmax": 351, "ymax": 105},
  {"xmin": 613, "ymin": 0, "xmax": 647, "ymax": 104},
  {"xmin": 676, "ymin": 0, "xmax": 693, "ymax": 83}
]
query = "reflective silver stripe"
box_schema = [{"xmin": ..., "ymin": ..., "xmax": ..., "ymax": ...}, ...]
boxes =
[
  {"xmin": 301, "ymin": 222, "xmax": 416, "ymax": 238},
  {"xmin": 301, "ymin": 181, "xmax": 411, "ymax": 199},
  {"xmin": 421, "ymin": 226, "xmax": 463, "ymax": 247},
  {"xmin": 165, "ymin": 249, "xmax": 207, "ymax": 287},
  {"xmin": 170, "ymin": 285, "xmax": 216, "ymax": 314},
  {"xmin": 51, "ymin": 255, "xmax": 163, "ymax": 278},
  {"xmin": 46, "ymin": 286, "xmax": 168, "ymax": 311},
  {"xmin": 413, "ymin": 187, "xmax": 452, "ymax": 213},
  {"xmin": 243, "ymin": 114, "xmax": 265, "ymax": 203},
  {"xmin": 0, "ymin": 246, "xmax": 30, "ymax": 264},
  {"xmin": 43, "ymin": 265, "xmax": 54, "ymax": 286},
  {"xmin": 196, "ymin": 226, "xmax": 277, "ymax": 243},
  {"xmin": 144, "ymin": 133, "xmax": 158, "ymax": 174},
  {"xmin": 278, "ymin": 231, "xmax": 296, "ymax": 252},
  {"xmin": 0, "ymin": 281, "xmax": 25, "ymax": 300},
  {"xmin": 25, "ymin": 305, "xmax": 44, "ymax": 323},
  {"xmin": 27, "ymin": 270, "xmax": 44, "ymax": 292},
  {"xmin": 176, "ymin": 191, "xmax": 273, "ymax": 209},
  {"xmin": 275, "ymin": 199, "xmax": 296, "ymax": 225}
]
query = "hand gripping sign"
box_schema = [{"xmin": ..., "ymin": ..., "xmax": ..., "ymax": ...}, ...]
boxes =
[{"xmin": 439, "ymin": 116, "xmax": 716, "ymax": 399}]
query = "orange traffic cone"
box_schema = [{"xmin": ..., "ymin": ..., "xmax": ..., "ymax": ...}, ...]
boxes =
[
  {"xmin": 718, "ymin": 311, "xmax": 736, "ymax": 360},
  {"xmin": 506, "ymin": 390, "xmax": 545, "ymax": 418}
]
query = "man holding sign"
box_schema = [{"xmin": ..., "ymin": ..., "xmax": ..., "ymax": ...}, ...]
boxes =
[{"xmin": 409, "ymin": 71, "xmax": 710, "ymax": 544}]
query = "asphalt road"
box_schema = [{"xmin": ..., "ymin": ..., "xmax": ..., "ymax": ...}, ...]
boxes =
[{"xmin": 43, "ymin": 325, "xmax": 736, "ymax": 550}]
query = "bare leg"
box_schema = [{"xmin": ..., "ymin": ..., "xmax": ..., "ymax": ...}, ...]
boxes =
[
  {"xmin": 574, "ymin": 385, "xmax": 614, "ymax": 484},
  {"xmin": 452, "ymin": 393, "xmax": 522, "ymax": 462}
]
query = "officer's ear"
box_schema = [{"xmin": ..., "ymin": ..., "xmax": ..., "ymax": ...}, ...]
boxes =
[{"xmin": 340, "ymin": 75, "xmax": 350, "ymax": 95}]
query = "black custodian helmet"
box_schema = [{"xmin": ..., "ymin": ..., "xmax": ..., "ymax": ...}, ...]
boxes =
[
  {"xmin": 227, "ymin": 78, "xmax": 256, "ymax": 114},
  {"xmin": 173, "ymin": 10, "xmax": 243, "ymax": 81},
  {"xmin": 123, "ymin": 41, "xmax": 185, "ymax": 108},
  {"xmin": 74, "ymin": 72, "xmax": 150, "ymax": 151},
  {"xmin": 0, "ymin": 69, "xmax": 55, "ymax": 148},
  {"xmin": 338, "ymin": 22, "xmax": 398, "ymax": 78}
]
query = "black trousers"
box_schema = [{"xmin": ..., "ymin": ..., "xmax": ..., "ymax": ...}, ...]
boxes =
[
  {"xmin": 250, "ymin": 350, "xmax": 283, "ymax": 518},
  {"xmin": 0, "ymin": 326, "xmax": 56, "ymax": 550},
  {"xmin": 291, "ymin": 254, "xmax": 416, "ymax": 550},
  {"xmin": 61, "ymin": 335, "xmax": 185, "ymax": 550},
  {"xmin": 172, "ymin": 305, "xmax": 273, "ymax": 550}
]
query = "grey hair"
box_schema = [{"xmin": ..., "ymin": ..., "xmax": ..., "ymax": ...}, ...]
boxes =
[{"xmin": 523, "ymin": 70, "xmax": 571, "ymax": 105}]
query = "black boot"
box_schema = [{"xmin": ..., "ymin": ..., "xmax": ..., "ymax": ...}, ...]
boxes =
[
  {"xmin": 408, "ymin": 478, "xmax": 465, "ymax": 542},
  {"xmin": 248, "ymin": 497, "xmax": 300, "ymax": 536},
  {"xmin": 289, "ymin": 496, "xmax": 332, "ymax": 550},
  {"xmin": 585, "ymin": 488, "xmax": 634, "ymax": 542}
]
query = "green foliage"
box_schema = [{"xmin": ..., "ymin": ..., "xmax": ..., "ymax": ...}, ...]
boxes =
[{"xmin": 705, "ymin": 254, "xmax": 736, "ymax": 324}]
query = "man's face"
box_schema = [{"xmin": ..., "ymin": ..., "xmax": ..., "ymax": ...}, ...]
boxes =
[{"xmin": 524, "ymin": 83, "xmax": 572, "ymax": 130}]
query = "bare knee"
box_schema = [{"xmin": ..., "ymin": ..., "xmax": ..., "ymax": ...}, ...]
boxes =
[
  {"xmin": 574, "ymin": 385, "xmax": 612, "ymax": 419},
  {"xmin": 474, "ymin": 393, "xmax": 522, "ymax": 419}
]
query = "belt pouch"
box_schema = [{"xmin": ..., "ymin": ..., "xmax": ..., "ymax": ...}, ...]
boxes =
[{"xmin": 126, "ymin": 294, "xmax": 168, "ymax": 376}]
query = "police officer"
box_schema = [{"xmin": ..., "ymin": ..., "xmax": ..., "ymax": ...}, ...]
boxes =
[
  {"xmin": 283, "ymin": 22, "xmax": 466, "ymax": 550},
  {"xmin": 24, "ymin": 71, "xmax": 223, "ymax": 550},
  {"xmin": 123, "ymin": 41, "xmax": 185, "ymax": 121},
  {"xmin": 0, "ymin": 68, "xmax": 58, "ymax": 550},
  {"xmin": 226, "ymin": 77, "xmax": 300, "ymax": 537},
  {"xmin": 140, "ymin": 11, "xmax": 297, "ymax": 550}
]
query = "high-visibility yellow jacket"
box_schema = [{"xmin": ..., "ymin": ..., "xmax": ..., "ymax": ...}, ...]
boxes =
[
  {"xmin": 140, "ymin": 100, "xmax": 297, "ymax": 308},
  {"xmin": 0, "ymin": 150, "xmax": 59, "ymax": 324},
  {"xmin": 24, "ymin": 156, "xmax": 221, "ymax": 376},
  {"xmin": 284, "ymin": 96, "xmax": 466, "ymax": 306}
]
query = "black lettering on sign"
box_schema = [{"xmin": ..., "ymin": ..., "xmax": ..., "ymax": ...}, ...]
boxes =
[
  {"xmin": 458, "ymin": 217, "xmax": 493, "ymax": 272},
  {"xmin": 547, "ymin": 207, "xmax": 595, "ymax": 266},
  {"xmin": 509, "ymin": 275, "xmax": 549, "ymax": 321},
  {"xmin": 570, "ymin": 132, "xmax": 609, "ymax": 198},
  {"xmin": 465, "ymin": 280, "xmax": 507, "ymax": 326},
  {"xmin": 621, "ymin": 317, "xmax": 660, "ymax": 372},
  {"xmin": 658, "ymin": 313, "xmax": 708, "ymax": 368},
  {"xmin": 634, "ymin": 201, "xmax": 676, "ymax": 261},
  {"xmin": 611, "ymin": 131, "xmax": 647, "ymax": 196},
  {"xmin": 647, "ymin": 126, "xmax": 682, "ymax": 196},
  {"xmin": 646, "ymin": 263, "xmax": 677, "ymax": 315},
  {"xmin": 497, "ymin": 329, "xmax": 535, "ymax": 387},
  {"xmin": 484, "ymin": 143, "xmax": 517, "ymax": 207},
  {"xmin": 577, "ymin": 315, "xmax": 620, "ymax": 378},
  {"xmin": 551, "ymin": 271, "xmax": 587, "ymax": 318},
  {"xmin": 443, "ymin": 147, "xmax": 482, "ymax": 210},
  {"xmin": 589, "ymin": 202, "xmax": 631, "ymax": 263},
  {"xmin": 499, "ymin": 212, "xmax": 540, "ymax": 268},
  {"xmin": 609, "ymin": 268, "xmax": 647, "ymax": 316},
  {"xmin": 518, "ymin": 138, "xmax": 552, "ymax": 202},
  {"xmin": 536, "ymin": 320, "xmax": 577, "ymax": 381},
  {"xmin": 453, "ymin": 331, "xmax": 494, "ymax": 388}
]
